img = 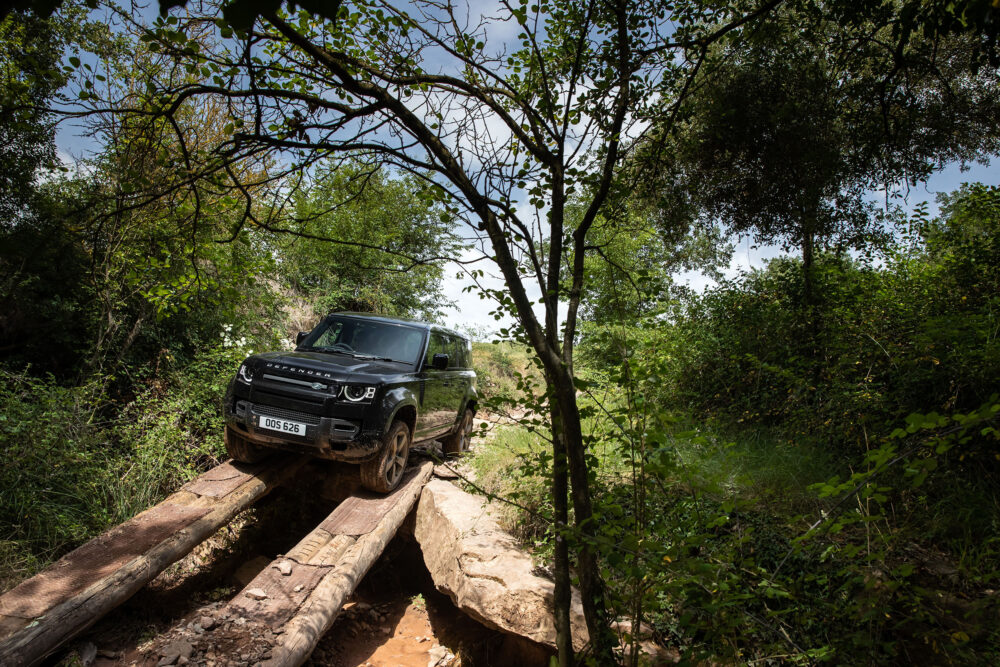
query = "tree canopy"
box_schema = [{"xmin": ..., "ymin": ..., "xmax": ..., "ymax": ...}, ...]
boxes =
[
  {"xmin": 1, "ymin": 0, "xmax": 997, "ymax": 662},
  {"xmin": 642, "ymin": 4, "xmax": 999, "ymax": 301}
]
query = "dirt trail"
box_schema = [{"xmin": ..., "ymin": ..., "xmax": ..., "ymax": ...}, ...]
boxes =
[
  {"xmin": 71, "ymin": 532, "xmax": 542, "ymax": 667},
  {"xmin": 55, "ymin": 432, "xmax": 552, "ymax": 667}
]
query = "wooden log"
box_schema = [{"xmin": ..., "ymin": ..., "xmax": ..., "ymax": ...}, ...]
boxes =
[
  {"xmin": 265, "ymin": 461, "xmax": 434, "ymax": 667},
  {"xmin": 0, "ymin": 454, "xmax": 309, "ymax": 666}
]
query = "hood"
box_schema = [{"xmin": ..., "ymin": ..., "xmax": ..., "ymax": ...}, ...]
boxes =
[{"xmin": 251, "ymin": 350, "xmax": 411, "ymax": 380}]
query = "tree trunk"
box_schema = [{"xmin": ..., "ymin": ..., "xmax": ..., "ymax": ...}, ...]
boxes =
[
  {"xmin": 548, "ymin": 389, "xmax": 574, "ymax": 666},
  {"xmin": 801, "ymin": 228, "xmax": 825, "ymax": 385},
  {"xmin": 802, "ymin": 229, "xmax": 814, "ymax": 307},
  {"xmin": 264, "ymin": 463, "xmax": 433, "ymax": 666},
  {"xmin": 0, "ymin": 455, "xmax": 309, "ymax": 666},
  {"xmin": 551, "ymin": 366, "xmax": 617, "ymax": 663}
]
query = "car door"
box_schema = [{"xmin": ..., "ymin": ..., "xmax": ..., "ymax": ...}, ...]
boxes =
[
  {"xmin": 446, "ymin": 336, "xmax": 472, "ymax": 420},
  {"xmin": 415, "ymin": 330, "xmax": 452, "ymax": 438}
]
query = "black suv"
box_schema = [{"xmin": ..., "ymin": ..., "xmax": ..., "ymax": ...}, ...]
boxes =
[{"xmin": 223, "ymin": 312, "xmax": 477, "ymax": 492}]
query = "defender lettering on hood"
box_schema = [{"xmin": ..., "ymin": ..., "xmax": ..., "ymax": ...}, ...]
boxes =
[{"xmin": 264, "ymin": 362, "xmax": 335, "ymax": 378}]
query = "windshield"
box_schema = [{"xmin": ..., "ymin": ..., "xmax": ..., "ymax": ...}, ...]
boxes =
[{"xmin": 300, "ymin": 316, "xmax": 425, "ymax": 365}]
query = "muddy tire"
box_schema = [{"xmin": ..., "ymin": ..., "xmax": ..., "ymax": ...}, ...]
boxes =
[
  {"xmin": 224, "ymin": 425, "xmax": 268, "ymax": 463},
  {"xmin": 441, "ymin": 408, "xmax": 474, "ymax": 456},
  {"xmin": 360, "ymin": 420, "xmax": 411, "ymax": 493}
]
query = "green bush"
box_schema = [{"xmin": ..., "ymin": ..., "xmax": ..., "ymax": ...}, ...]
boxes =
[
  {"xmin": 0, "ymin": 343, "xmax": 243, "ymax": 589},
  {"xmin": 490, "ymin": 184, "xmax": 1000, "ymax": 664},
  {"xmin": 654, "ymin": 185, "xmax": 1000, "ymax": 459}
]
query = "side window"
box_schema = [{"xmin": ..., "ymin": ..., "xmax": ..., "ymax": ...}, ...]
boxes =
[
  {"xmin": 313, "ymin": 320, "xmax": 343, "ymax": 347},
  {"xmin": 426, "ymin": 332, "xmax": 448, "ymax": 367},
  {"xmin": 449, "ymin": 337, "xmax": 470, "ymax": 368},
  {"xmin": 447, "ymin": 337, "xmax": 463, "ymax": 368}
]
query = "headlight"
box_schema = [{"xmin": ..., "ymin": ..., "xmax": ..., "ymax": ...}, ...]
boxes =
[
  {"xmin": 238, "ymin": 364, "xmax": 254, "ymax": 384},
  {"xmin": 343, "ymin": 385, "xmax": 376, "ymax": 402}
]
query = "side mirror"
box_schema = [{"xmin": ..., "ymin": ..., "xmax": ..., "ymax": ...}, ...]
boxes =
[
  {"xmin": 431, "ymin": 353, "xmax": 449, "ymax": 370},
  {"xmin": 296, "ymin": 331, "xmax": 308, "ymax": 345}
]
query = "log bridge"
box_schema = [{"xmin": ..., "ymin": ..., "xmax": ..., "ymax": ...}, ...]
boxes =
[{"xmin": 0, "ymin": 456, "xmax": 434, "ymax": 667}]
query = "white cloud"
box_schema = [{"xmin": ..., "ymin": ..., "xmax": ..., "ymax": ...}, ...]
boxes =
[{"xmin": 676, "ymin": 238, "xmax": 787, "ymax": 293}]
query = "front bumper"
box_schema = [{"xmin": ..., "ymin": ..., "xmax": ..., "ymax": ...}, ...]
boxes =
[{"xmin": 224, "ymin": 398, "xmax": 383, "ymax": 462}]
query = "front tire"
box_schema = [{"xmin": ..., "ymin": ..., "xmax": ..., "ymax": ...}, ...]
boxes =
[
  {"xmin": 442, "ymin": 408, "xmax": 474, "ymax": 456},
  {"xmin": 360, "ymin": 420, "xmax": 411, "ymax": 493},
  {"xmin": 224, "ymin": 425, "xmax": 268, "ymax": 463}
]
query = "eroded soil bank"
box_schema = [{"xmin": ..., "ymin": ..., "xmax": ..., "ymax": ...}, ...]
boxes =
[{"xmin": 49, "ymin": 462, "xmax": 553, "ymax": 667}]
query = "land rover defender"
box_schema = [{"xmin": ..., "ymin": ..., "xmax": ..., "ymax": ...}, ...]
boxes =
[{"xmin": 223, "ymin": 313, "xmax": 477, "ymax": 492}]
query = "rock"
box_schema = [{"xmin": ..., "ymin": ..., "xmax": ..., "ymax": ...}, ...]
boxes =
[
  {"xmin": 414, "ymin": 479, "xmax": 588, "ymax": 651},
  {"xmin": 275, "ymin": 561, "xmax": 293, "ymax": 576},
  {"xmin": 156, "ymin": 640, "xmax": 193, "ymax": 667},
  {"xmin": 166, "ymin": 640, "xmax": 194, "ymax": 661},
  {"xmin": 427, "ymin": 645, "xmax": 449, "ymax": 667},
  {"xmin": 199, "ymin": 615, "xmax": 216, "ymax": 630},
  {"xmin": 245, "ymin": 588, "xmax": 268, "ymax": 601},
  {"xmin": 97, "ymin": 648, "xmax": 118, "ymax": 659},
  {"xmin": 432, "ymin": 464, "xmax": 460, "ymax": 480},
  {"xmin": 79, "ymin": 642, "xmax": 98, "ymax": 666},
  {"xmin": 293, "ymin": 584, "xmax": 304, "ymax": 593},
  {"xmin": 610, "ymin": 619, "xmax": 680, "ymax": 664}
]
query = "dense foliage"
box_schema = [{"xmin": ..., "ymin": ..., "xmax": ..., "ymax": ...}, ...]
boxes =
[
  {"xmin": 1, "ymin": 0, "xmax": 999, "ymax": 664},
  {"xmin": 482, "ymin": 183, "xmax": 1000, "ymax": 663},
  {"xmin": 662, "ymin": 184, "xmax": 1000, "ymax": 454}
]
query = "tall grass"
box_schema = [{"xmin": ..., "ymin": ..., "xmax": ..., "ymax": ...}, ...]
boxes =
[
  {"xmin": 470, "ymin": 341, "xmax": 539, "ymax": 401},
  {"xmin": 0, "ymin": 348, "xmax": 235, "ymax": 590}
]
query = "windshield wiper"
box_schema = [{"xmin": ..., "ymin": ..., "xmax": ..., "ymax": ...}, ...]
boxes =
[
  {"xmin": 304, "ymin": 347, "xmax": 406, "ymax": 363},
  {"xmin": 351, "ymin": 354, "xmax": 406, "ymax": 363},
  {"xmin": 307, "ymin": 346, "xmax": 355, "ymax": 356}
]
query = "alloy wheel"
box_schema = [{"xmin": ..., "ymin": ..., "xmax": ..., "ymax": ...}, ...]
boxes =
[{"xmin": 386, "ymin": 428, "xmax": 409, "ymax": 486}]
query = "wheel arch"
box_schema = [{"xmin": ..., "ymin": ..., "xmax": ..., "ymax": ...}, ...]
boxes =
[{"xmin": 389, "ymin": 402, "xmax": 417, "ymax": 436}]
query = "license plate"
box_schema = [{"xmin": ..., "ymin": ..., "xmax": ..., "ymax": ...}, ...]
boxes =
[{"xmin": 258, "ymin": 416, "xmax": 307, "ymax": 436}]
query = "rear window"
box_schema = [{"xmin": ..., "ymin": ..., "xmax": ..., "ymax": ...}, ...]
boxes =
[{"xmin": 450, "ymin": 337, "xmax": 471, "ymax": 368}]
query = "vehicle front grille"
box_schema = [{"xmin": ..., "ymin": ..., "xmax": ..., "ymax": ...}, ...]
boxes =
[
  {"xmin": 252, "ymin": 404, "xmax": 322, "ymax": 425},
  {"xmin": 253, "ymin": 389, "xmax": 326, "ymax": 411}
]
